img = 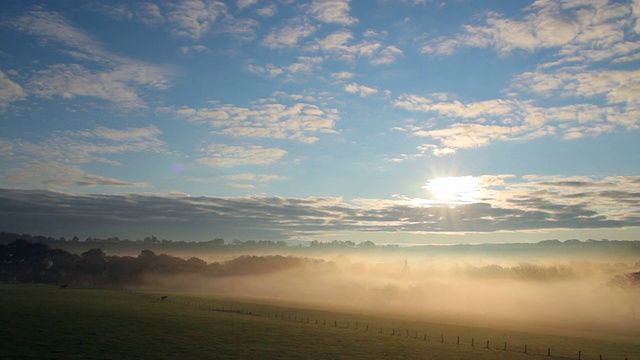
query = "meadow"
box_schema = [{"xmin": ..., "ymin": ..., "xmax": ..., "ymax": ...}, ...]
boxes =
[{"xmin": 1, "ymin": 284, "xmax": 638, "ymax": 359}]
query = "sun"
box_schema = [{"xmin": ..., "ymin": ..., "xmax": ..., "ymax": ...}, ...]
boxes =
[{"xmin": 424, "ymin": 176, "xmax": 480, "ymax": 204}]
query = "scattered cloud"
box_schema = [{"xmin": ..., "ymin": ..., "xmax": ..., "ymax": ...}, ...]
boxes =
[
  {"xmin": 306, "ymin": 29, "xmax": 400, "ymax": 64},
  {"xmin": 421, "ymin": 0, "xmax": 635, "ymax": 58},
  {"xmin": 166, "ymin": 0, "xmax": 227, "ymax": 39},
  {"xmin": 371, "ymin": 45, "xmax": 404, "ymax": 65},
  {"xmin": 247, "ymin": 56, "xmax": 324, "ymax": 80},
  {"xmin": 345, "ymin": 83, "xmax": 378, "ymax": 97},
  {"xmin": 236, "ymin": 0, "xmax": 258, "ymax": 11},
  {"xmin": 164, "ymin": 102, "xmax": 339, "ymax": 144},
  {"xmin": 197, "ymin": 144, "xmax": 287, "ymax": 167},
  {"xmin": 6, "ymin": 9, "xmax": 173, "ymax": 107},
  {"xmin": 1, "ymin": 126, "xmax": 167, "ymax": 189},
  {"xmin": 306, "ymin": 0, "xmax": 358, "ymax": 26},
  {"xmin": 256, "ymin": 4, "xmax": 278, "ymax": 17},
  {"xmin": 0, "ymin": 70, "xmax": 26, "ymax": 108},
  {"xmin": 331, "ymin": 71, "xmax": 355, "ymax": 80},
  {"xmin": 261, "ymin": 18, "xmax": 317, "ymax": 49},
  {"xmin": 393, "ymin": 90, "xmax": 638, "ymax": 151}
]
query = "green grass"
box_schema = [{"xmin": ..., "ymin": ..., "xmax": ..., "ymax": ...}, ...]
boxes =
[{"xmin": 0, "ymin": 285, "xmax": 638, "ymax": 359}]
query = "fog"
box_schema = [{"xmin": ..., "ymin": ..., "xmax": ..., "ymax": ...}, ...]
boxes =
[{"xmin": 149, "ymin": 248, "xmax": 640, "ymax": 339}]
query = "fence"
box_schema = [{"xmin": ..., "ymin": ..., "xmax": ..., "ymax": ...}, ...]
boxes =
[{"xmin": 118, "ymin": 288, "xmax": 634, "ymax": 360}]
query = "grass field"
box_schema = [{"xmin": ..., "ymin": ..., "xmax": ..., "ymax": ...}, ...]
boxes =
[{"xmin": 1, "ymin": 285, "xmax": 638, "ymax": 359}]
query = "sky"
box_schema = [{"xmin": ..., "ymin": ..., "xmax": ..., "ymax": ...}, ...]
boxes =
[{"xmin": 0, "ymin": 0, "xmax": 639, "ymax": 244}]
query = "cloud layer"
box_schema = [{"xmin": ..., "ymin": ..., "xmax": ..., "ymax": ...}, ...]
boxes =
[{"xmin": 1, "ymin": 174, "xmax": 638, "ymax": 240}]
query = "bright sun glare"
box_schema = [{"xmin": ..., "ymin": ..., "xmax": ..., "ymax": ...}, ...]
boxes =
[{"xmin": 424, "ymin": 176, "xmax": 480, "ymax": 204}]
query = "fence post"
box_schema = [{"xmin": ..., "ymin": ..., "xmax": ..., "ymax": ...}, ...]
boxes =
[
  {"xmin": 441, "ymin": 335, "xmax": 444, "ymax": 344},
  {"xmin": 457, "ymin": 336, "xmax": 460, "ymax": 346},
  {"xmin": 548, "ymin": 348, "xmax": 551, "ymax": 356},
  {"xmin": 423, "ymin": 334, "xmax": 426, "ymax": 341},
  {"xmin": 578, "ymin": 350, "xmax": 581, "ymax": 360},
  {"xmin": 366, "ymin": 324, "xmax": 369, "ymax": 332},
  {"xmin": 504, "ymin": 342, "xmax": 507, "ymax": 351},
  {"xmin": 486, "ymin": 340, "xmax": 489, "ymax": 349},
  {"xmin": 524, "ymin": 344, "xmax": 528, "ymax": 354}
]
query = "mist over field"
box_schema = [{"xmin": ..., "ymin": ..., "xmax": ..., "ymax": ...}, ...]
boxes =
[
  {"xmin": 3, "ymin": 233, "xmax": 639, "ymax": 344},
  {"xmin": 150, "ymin": 246, "xmax": 640, "ymax": 337}
]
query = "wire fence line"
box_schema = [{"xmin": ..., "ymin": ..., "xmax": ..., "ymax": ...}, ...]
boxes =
[{"xmin": 117, "ymin": 288, "xmax": 633, "ymax": 360}]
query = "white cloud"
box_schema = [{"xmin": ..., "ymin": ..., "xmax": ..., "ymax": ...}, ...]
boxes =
[
  {"xmin": 180, "ymin": 45, "xmax": 211, "ymax": 54},
  {"xmin": 256, "ymin": 4, "xmax": 278, "ymax": 17},
  {"xmin": 0, "ymin": 70, "xmax": 27, "ymax": 107},
  {"xmin": 422, "ymin": 0, "xmax": 639, "ymax": 65},
  {"xmin": 236, "ymin": 0, "xmax": 258, "ymax": 10},
  {"xmin": 393, "ymin": 91, "xmax": 639, "ymax": 151},
  {"xmin": 513, "ymin": 68, "xmax": 640, "ymax": 106},
  {"xmin": 247, "ymin": 56, "xmax": 324, "ymax": 79},
  {"xmin": 6, "ymin": 162, "xmax": 148, "ymax": 188},
  {"xmin": 1, "ymin": 125, "xmax": 167, "ymax": 189},
  {"xmin": 345, "ymin": 83, "xmax": 378, "ymax": 97},
  {"xmin": 307, "ymin": 0, "xmax": 358, "ymax": 25},
  {"xmin": 309, "ymin": 30, "xmax": 398, "ymax": 63},
  {"xmin": 261, "ymin": 18, "xmax": 317, "ymax": 49},
  {"xmin": 7, "ymin": 10, "xmax": 173, "ymax": 107},
  {"xmin": 166, "ymin": 0, "xmax": 227, "ymax": 39},
  {"xmin": 167, "ymin": 102, "xmax": 339, "ymax": 143},
  {"xmin": 371, "ymin": 45, "xmax": 404, "ymax": 65},
  {"xmin": 331, "ymin": 71, "xmax": 355, "ymax": 80},
  {"xmin": 197, "ymin": 144, "xmax": 287, "ymax": 166},
  {"xmin": 27, "ymin": 64, "xmax": 147, "ymax": 108},
  {"xmin": 134, "ymin": 2, "xmax": 165, "ymax": 26}
]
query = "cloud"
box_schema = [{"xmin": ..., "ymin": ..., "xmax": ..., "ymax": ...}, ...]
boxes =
[
  {"xmin": 344, "ymin": 83, "xmax": 378, "ymax": 97},
  {"xmin": 421, "ymin": 0, "xmax": 638, "ymax": 64},
  {"xmin": 1, "ymin": 126, "xmax": 167, "ymax": 189},
  {"xmin": 134, "ymin": 2, "xmax": 165, "ymax": 26},
  {"xmin": 247, "ymin": 56, "xmax": 324, "ymax": 80},
  {"xmin": 261, "ymin": 18, "xmax": 317, "ymax": 49},
  {"xmin": 331, "ymin": 71, "xmax": 355, "ymax": 80},
  {"xmin": 308, "ymin": 30, "xmax": 401, "ymax": 64},
  {"xmin": 27, "ymin": 64, "xmax": 147, "ymax": 108},
  {"xmin": 1, "ymin": 175, "xmax": 638, "ymax": 239},
  {"xmin": 0, "ymin": 70, "xmax": 27, "ymax": 108},
  {"xmin": 165, "ymin": 102, "xmax": 339, "ymax": 144},
  {"xmin": 5, "ymin": 9, "xmax": 173, "ymax": 108},
  {"xmin": 189, "ymin": 173, "xmax": 287, "ymax": 189},
  {"xmin": 512, "ymin": 68, "xmax": 640, "ymax": 106},
  {"xmin": 256, "ymin": 4, "xmax": 278, "ymax": 17},
  {"xmin": 197, "ymin": 144, "xmax": 287, "ymax": 167},
  {"xmin": 393, "ymin": 92, "xmax": 638, "ymax": 151},
  {"xmin": 166, "ymin": 0, "xmax": 227, "ymax": 39},
  {"xmin": 236, "ymin": 0, "xmax": 258, "ymax": 10},
  {"xmin": 371, "ymin": 45, "xmax": 404, "ymax": 65},
  {"xmin": 306, "ymin": 0, "xmax": 358, "ymax": 25}
]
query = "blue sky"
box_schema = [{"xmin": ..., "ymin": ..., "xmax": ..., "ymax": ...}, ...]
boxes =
[{"xmin": 1, "ymin": 0, "xmax": 639, "ymax": 244}]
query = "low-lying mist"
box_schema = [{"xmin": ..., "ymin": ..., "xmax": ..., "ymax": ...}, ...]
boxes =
[{"xmin": 151, "ymin": 251, "xmax": 640, "ymax": 338}]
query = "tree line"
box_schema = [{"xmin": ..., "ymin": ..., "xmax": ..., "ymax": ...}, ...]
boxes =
[{"xmin": 0, "ymin": 239, "xmax": 325, "ymax": 287}]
